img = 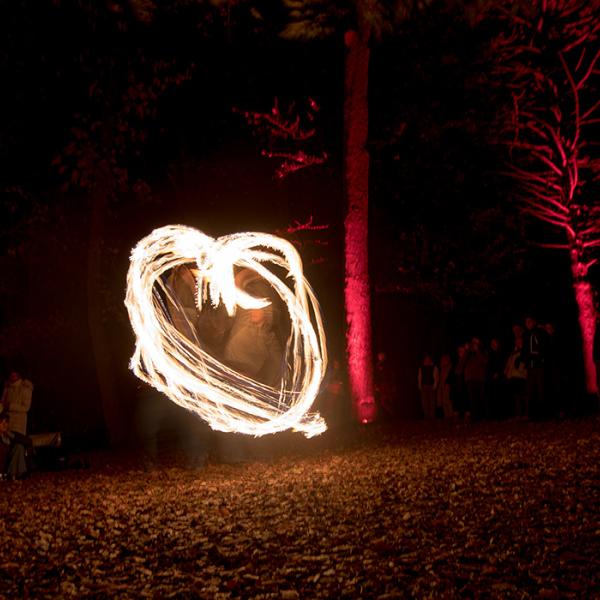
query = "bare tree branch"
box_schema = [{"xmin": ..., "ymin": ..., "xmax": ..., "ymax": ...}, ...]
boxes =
[{"xmin": 234, "ymin": 97, "xmax": 328, "ymax": 179}]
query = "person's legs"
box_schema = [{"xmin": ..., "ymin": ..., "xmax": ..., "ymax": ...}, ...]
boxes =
[
  {"xmin": 0, "ymin": 441, "xmax": 10, "ymax": 479},
  {"xmin": 177, "ymin": 410, "xmax": 211, "ymax": 469},
  {"xmin": 215, "ymin": 432, "xmax": 250, "ymax": 464},
  {"xmin": 478, "ymin": 382, "xmax": 488, "ymax": 420},
  {"xmin": 421, "ymin": 387, "xmax": 435, "ymax": 419},
  {"xmin": 442, "ymin": 386, "xmax": 454, "ymax": 418},
  {"xmin": 468, "ymin": 381, "xmax": 482, "ymax": 420},
  {"xmin": 512, "ymin": 379, "xmax": 527, "ymax": 418},
  {"xmin": 6, "ymin": 443, "xmax": 27, "ymax": 479},
  {"xmin": 538, "ymin": 368, "xmax": 546, "ymax": 417},
  {"xmin": 454, "ymin": 379, "xmax": 467, "ymax": 417},
  {"xmin": 465, "ymin": 381, "xmax": 477, "ymax": 419},
  {"xmin": 526, "ymin": 371, "xmax": 536, "ymax": 419},
  {"xmin": 135, "ymin": 389, "xmax": 171, "ymax": 468}
]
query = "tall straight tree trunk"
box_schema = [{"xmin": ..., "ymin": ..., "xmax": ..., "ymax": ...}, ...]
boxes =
[
  {"xmin": 87, "ymin": 160, "xmax": 123, "ymax": 446},
  {"xmin": 343, "ymin": 30, "xmax": 375, "ymax": 422},
  {"xmin": 570, "ymin": 251, "xmax": 598, "ymax": 395}
]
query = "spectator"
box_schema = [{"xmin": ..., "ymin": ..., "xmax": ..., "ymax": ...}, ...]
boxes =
[
  {"xmin": 437, "ymin": 354, "xmax": 455, "ymax": 418},
  {"xmin": 487, "ymin": 338, "xmax": 505, "ymax": 419},
  {"xmin": 453, "ymin": 344, "xmax": 469, "ymax": 418},
  {"xmin": 2, "ymin": 369, "xmax": 33, "ymax": 435},
  {"xmin": 511, "ymin": 323, "xmax": 524, "ymax": 349},
  {"xmin": 464, "ymin": 338, "xmax": 488, "ymax": 420},
  {"xmin": 543, "ymin": 322, "xmax": 561, "ymax": 418},
  {"xmin": 504, "ymin": 337, "xmax": 528, "ymax": 418},
  {"xmin": 320, "ymin": 358, "xmax": 345, "ymax": 427},
  {"xmin": 375, "ymin": 352, "xmax": 396, "ymax": 418},
  {"xmin": 520, "ymin": 316, "xmax": 548, "ymax": 419},
  {"xmin": 418, "ymin": 354, "xmax": 439, "ymax": 420}
]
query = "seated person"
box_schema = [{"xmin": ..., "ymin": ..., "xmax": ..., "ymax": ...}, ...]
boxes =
[{"xmin": 0, "ymin": 412, "xmax": 31, "ymax": 480}]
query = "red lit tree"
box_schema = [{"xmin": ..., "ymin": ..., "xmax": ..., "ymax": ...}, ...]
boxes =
[
  {"xmin": 342, "ymin": 22, "xmax": 375, "ymax": 423},
  {"xmin": 275, "ymin": 0, "xmax": 394, "ymax": 423},
  {"xmin": 492, "ymin": 0, "xmax": 600, "ymax": 393},
  {"xmin": 256, "ymin": 1, "xmax": 452, "ymax": 422}
]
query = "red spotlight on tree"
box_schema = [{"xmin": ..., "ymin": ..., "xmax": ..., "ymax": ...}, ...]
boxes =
[{"xmin": 492, "ymin": 0, "xmax": 600, "ymax": 394}]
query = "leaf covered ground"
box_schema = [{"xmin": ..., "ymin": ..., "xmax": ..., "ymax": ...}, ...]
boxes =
[{"xmin": 1, "ymin": 418, "xmax": 599, "ymax": 599}]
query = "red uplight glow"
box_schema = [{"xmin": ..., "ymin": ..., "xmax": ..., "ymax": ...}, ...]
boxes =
[{"xmin": 344, "ymin": 30, "xmax": 376, "ymax": 423}]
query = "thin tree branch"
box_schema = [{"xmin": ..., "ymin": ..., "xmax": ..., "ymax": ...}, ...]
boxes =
[
  {"xmin": 576, "ymin": 48, "xmax": 600, "ymax": 89},
  {"xmin": 559, "ymin": 52, "xmax": 581, "ymax": 151},
  {"xmin": 286, "ymin": 216, "xmax": 329, "ymax": 234}
]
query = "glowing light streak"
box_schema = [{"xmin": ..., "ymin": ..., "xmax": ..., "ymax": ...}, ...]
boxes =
[{"xmin": 125, "ymin": 225, "xmax": 327, "ymax": 437}]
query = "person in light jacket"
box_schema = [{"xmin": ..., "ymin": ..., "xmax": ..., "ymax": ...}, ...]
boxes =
[{"xmin": 2, "ymin": 370, "xmax": 33, "ymax": 435}]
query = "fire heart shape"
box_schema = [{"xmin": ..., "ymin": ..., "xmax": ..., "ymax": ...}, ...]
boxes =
[{"xmin": 125, "ymin": 225, "xmax": 327, "ymax": 437}]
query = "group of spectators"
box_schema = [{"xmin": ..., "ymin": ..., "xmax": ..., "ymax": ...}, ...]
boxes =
[
  {"xmin": 417, "ymin": 316, "xmax": 577, "ymax": 421},
  {"xmin": 2, "ymin": 308, "xmax": 599, "ymax": 476}
]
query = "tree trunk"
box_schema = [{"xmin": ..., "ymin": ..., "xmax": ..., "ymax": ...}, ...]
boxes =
[
  {"xmin": 87, "ymin": 161, "xmax": 123, "ymax": 446},
  {"xmin": 571, "ymin": 257, "xmax": 598, "ymax": 394},
  {"xmin": 343, "ymin": 30, "xmax": 375, "ymax": 423}
]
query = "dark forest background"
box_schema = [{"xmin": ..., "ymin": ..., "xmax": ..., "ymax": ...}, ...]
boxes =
[{"xmin": 1, "ymin": 0, "xmax": 597, "ymax": 446}]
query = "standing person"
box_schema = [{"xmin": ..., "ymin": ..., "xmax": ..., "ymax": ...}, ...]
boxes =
[
  {"xmin": 1, "ymin": 369, "xmax": 33, "ymax": 435},
  {"xmin": 511, "ymin": 323, "xmax": 524, "ymax": 349},
  {"xmin": 418, "ymin": 354, "xmax": 439, "ymax": 420},
  {"xmin": 487, "ymin": 338, "xmax": 505, "ymax": 419},
  {"xmin": 520, "ymin": 316, "xmax": 548, "ymax": 419},
  {"xmin": 504, "ymin": 337, "xmax": 528, "ymax": 418},
  {"xmin": 543, "ymin": 322, "xmax": 561, "ymax": 418},
  {"xmin": 320, "ymin": 358, "xmax": 345, "ymax": 428},
  {"xmin": 437, "ymin": 354, "xmax": 455, "ymax": 418},
  {"xmin": 464, "ymin": 338, "xmax": 488, "ymax": 420},
  {"xmin": 453, "ymin": 344, "xmax": 469, "ymax": 418},
  {"xmin": 375, "ymin": 351, "xmax": 396, "ymax": 418}
]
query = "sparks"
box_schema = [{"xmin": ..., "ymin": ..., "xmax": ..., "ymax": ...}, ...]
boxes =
[{"xmin": 125, "ymin": 225, "xmax": 327, "ymax": 437}]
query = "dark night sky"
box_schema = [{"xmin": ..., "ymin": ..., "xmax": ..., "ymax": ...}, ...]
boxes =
[{"xmin": 0, "ymin": 1, "xmax": 594, "ymax": 442}]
